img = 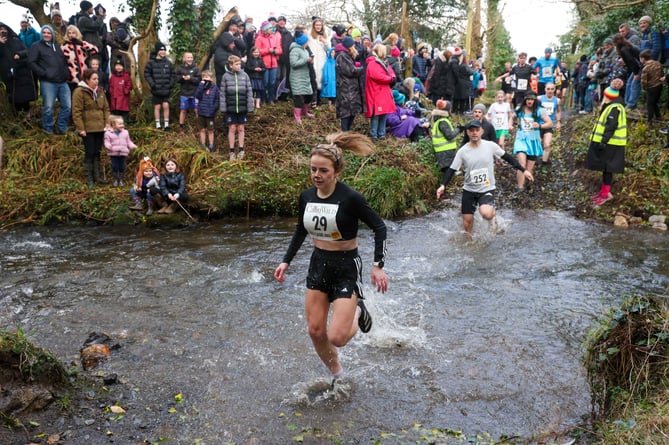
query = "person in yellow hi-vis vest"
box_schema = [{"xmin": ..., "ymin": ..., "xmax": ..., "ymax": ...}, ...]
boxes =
[
  {"xmin": 586, "ymin": 78, "xmax": 627, "ymax": 207},
  {"xmin": 431, "ymin": 99, "xmax": 463, "ymax": 178}
]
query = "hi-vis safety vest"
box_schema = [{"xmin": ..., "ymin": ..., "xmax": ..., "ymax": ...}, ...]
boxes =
[
  {"xmin": 590, "ymin": 102, "xmax": 627, "ymax": 146},
  {"xmin": 432, "ymin": 117, "xmax": 458, "ymax": 152}
]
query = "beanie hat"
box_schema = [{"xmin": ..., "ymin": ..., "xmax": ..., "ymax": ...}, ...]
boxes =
[
  {"xmin": 603, "ymin": 38, "xmax": 613, "ymax": 45},
  {"xmin": 390, "ymin": 46, "xmax": 400, "ymax": 57},
  {"xmin": 295, "ymin": 34, "xmax": 308, "ymax": 46},
  {"xmin": 80, "ymin": 1, "xmax": 93, "ymax": 11},
  {"xmin": 524, "ymin": 92, "xmax": 537, "ymax": 100},
  {"xmin": 351, "ymin": 29, "xmax": 362, "ymax": 38},
  {"xmin": 392, "ymin": 89, "xmax": 405, "ymax": 105},
  {"xmin": 639, "ymin": 15, "xmax": 652, "ymax": 25},
  {"xmin": 332, "ymin": 24, "xmax": 346, "ymax": 37},
  {"xmin": 473, "ymin": 103, "xmax": 486, "ymax": 113},
  {"xmin": 603, "ymin": 86, "xmax": 620, "ymax": 100},
  {"xmin": 342, "ymin": 36, "xmax": 355, "ymax": 49},
  {"xmin": 362, "ymin": 34, "xmax": 371, "ymax": 42},
  {"xmin": 154, "ymin": 41, "xmax": 166, "ymax": 52},
  {"xmin": 51, "ymin": 9, "xmax": 62, "ymax": 19},
  {"xmin": 544, "ymin": 47, "xmax": 552, "ymax": 54},
  {"xmin": 94, "ymin": 4, "xmax": 106, "ymax": 14},
  {"xmin": 436, "ymin": 99, "xmax": 451, "ymax": 111},
  {"xmin": 453, "ymin": 46, "xmax": 462, "ymax": 56},
  {"xmin": 261, "ymin": 21, "xmax": 272, "ymax": 33},
  {"xmin": 221, "ymin": 33, "xmax": 234, "ymax": 46}
]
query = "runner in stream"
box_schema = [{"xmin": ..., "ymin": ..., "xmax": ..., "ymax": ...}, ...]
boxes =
[{"xmin": 274, "ymin": 132, "xmax": 388, "ymax": 384}]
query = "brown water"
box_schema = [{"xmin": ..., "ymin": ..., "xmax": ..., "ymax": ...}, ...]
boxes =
[{"xmin": 1, "ymin": 210, "xmax": 667, "ymax": 444}]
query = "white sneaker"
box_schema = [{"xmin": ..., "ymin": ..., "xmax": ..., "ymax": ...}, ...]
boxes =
[
  {"xmin": 237, "ymin": 150, "xmax": 245, "ymax": 160},
  {"xmin": 229, "ymin": 151, "xmax": 236, "ymax": 161}
]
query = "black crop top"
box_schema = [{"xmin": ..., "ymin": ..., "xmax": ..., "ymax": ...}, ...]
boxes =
[{"xmin": 282, "ymin": 181, "xmax": 387, "ymax": 264}]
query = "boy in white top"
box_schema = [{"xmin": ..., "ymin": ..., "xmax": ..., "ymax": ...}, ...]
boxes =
[
  {"xmin": 487, "ymin": 90, "xmax": 513, "ymax": 148},
  {"xmin": 437, "ymin": 120, "xmax": 534, "ymax": 237}
]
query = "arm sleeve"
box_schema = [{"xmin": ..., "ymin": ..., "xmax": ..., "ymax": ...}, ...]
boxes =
[
  {"xmin": 501, "ymin": 152, "xmax": 526, "ymax": 172},
  {"xmin": 441, "ymin": 168, "xmax": 456, "ymax": 186},
  {"xmin": 438, "ymin": 121, "xmax": 461, "ymax": 140},
  {"xmin": 600, "ymin": 107, "xmax": 620, "ymax": 145},
  {"xmin": 354, "ymin": 193, "xmax": 387, "ymax": 263}
]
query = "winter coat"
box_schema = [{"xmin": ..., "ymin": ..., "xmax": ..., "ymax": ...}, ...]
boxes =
[
  {"xmin": 277, "ymin": 26, "xmax": 293, "ymax": 67},
  {"xmin": 428, "ymin": 53, "xmax": 453, "ymax": 99},
  {"xmin": 308, "ymin": 33, "xmax": 329, "ymax": 89},
  {"xmin": 104, "ymin": 128, "xmax": 136, "ymax": 157},
  {"xmin": 618, "ymin": 45, "xmax": 642, "ymax": 75},
  {"xmin": 27, "ymin": 27, "xmax": 69, "ymax": 83},
  {"xmin": 245, "ymin": 56, "xmax": 266, "ymax": 80},
  {"xmin": 61, "ymin": 38, "xmax": 98, "ymax": 84},
  {"xmin": 72, "ymin": 81, "xmax": 110, "ymax": 133},
  {"xmin": 159, "ymin": 171, "xmax": 186, "ymax": 197},
  {"xmin": 386, "ymin": 107, "xmax": 422, "ymax": 138},
  {"xmin": 453, "ymin": 60, "xmax": 472, "ymax": 101},
  {"xmin": 219, "ymin": 70, "xmax": 254, "ymax": 114},
  {"xmin": 213, "ymin": 32, "xmax": 245, "ymax": 84},
  {"xmin": 176, "ymin": 63, "xmax": 202, "ymax": 97},
  {"xmin": 109, "ymin": 22, "xmax": 132, "ymax": 71},
  {"xmin": 334, "ymin": 44, "xmax": 364, "ymax": 119},
  {"xmin": 289, "ymin": 42, "xmax": 313, "ymax": 96},
  {"xmin": 18, "ymin": 26, "xmax": 41, "ymax": 48},
  {"xmin": 194, "ymin": 80, "xmax": 220, "ymax": 118},
  {"xmin": 108, "ymin": 69, "xmax": 131, "ymax": 112},
  {"xmin": 144, "ymin": 56, "xmax": 176, "ymax": 97},
  {"xmin": 385, "ymin": 55, "xmax": 402, "ymax": 88},
  {"xmin": 0, "ymin": 22, "xmax": 37, "ymax": 104},
  {"xmin": 254, "ymin": 32, "xmax": 282, "ymax": 69},
  {"xmin": 320, "ymin": 48, "xmax": 336, "ymax": 99},
  {"xmin": 364, "ymin": 54, "xmax": 396, "ymax": 118},
  {"xmin": 76, "ymin": 12, "xmax": 104, "ymax": 51}
]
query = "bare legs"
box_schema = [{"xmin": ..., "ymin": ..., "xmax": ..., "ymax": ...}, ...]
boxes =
[
  {"xmin": 305, "ymin": 289, "xmax": 359, "ymax": 376},
  {"xmin": 462, "ymin": 204, "xmax": 496, "ymax": 237},
  {"xmin": 516, "ymin": 152, "xmax": 535, "ymax": 190}
]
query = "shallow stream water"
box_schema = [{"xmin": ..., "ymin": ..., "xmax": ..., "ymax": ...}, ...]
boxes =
[{"xmin": 1, "ymin": 209, "xmax": 667, "ymax": 444}]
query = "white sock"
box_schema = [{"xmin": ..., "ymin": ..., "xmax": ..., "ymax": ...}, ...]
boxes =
[
  {"xmin": 332, "ymin": 368, "xmax": 345, "ymax": 379},
  {"xmin": 164, "ymin": 120, "xmax": 169, "ymax": 128},
  {"xmin": 155, "ymin": 121, "xmax": 161, "ymax": 128}
]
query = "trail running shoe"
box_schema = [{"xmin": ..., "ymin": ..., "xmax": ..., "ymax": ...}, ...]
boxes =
[{"xmin": 357, "ymin": 299, "xmax": 372, "ymax": 333}]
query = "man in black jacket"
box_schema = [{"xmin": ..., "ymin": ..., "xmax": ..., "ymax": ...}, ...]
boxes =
[{"xmin": 28, "ymin": 24, "xmax": 71, "ymax": 134}]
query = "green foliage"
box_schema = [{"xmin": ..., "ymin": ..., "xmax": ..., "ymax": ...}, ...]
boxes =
[
  {"xmin": 167, "ymin": 0, "xmax": 198, "ymax": 61},
  {"xmin": 126, "ymin": 0, "xmax": 161, "ymax": 36},
  {"xmin": 579, "ymin": 4, "xmax": 646, "ymax": 53},
  {"xmin": 0, "ymin": 326, "xmax": 69, "ymax": 386},
  {"xmin": 487, "ymin": 19, "xmax": 515, "ymax": 78}
]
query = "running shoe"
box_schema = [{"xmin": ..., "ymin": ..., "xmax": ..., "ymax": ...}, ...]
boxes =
[
  {"xmin": 593, "ymin": 193, "xmax": 613, "ymax": 206},
  {"xmin": 659, "ymin": 126, "xmax": 669, "ymax": 135},
  {"xmin": 357, "ymin": 299, "xmax": 373, "ymax": 333}
]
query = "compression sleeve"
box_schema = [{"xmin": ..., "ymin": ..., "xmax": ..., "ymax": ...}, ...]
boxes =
[
  {"xmin": 501, "ymin": 152, "xmax": 527, "ymax": 172},
  {"xmin": 441, "ymin": 168, "xmax": 457, "ymax": 186}
]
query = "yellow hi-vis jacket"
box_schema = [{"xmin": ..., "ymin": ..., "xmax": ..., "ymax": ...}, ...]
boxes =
[
  {"xmin": 590, "ymin": 102, "xmax": 626, "ymax": 146},
  {"xmin": 432, "ymin": 117, "xmax": 458, "ymax": 152}
]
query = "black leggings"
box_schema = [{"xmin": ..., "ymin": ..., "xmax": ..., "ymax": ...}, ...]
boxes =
[{"xmin": 293, "ymin": 94, "xmax": 312, "ymax": 109}]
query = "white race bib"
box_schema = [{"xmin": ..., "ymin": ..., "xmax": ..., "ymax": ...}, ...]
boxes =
[
  {"xmin": 520, "ymin": 116, "xmax": 534, "ymax": 131},
  {"xmin": 470, "ymin": 167, "xmax": 491, "ymax": 187},
  {"xmin": 542, "ymin": 66, "xmax": 553, "ymax": 78},
  {"xmin": 517, "ymin": 78, "xmax": 528, "ymax": 90},
  {"xmin": 304, "ymin": 203, "xmax": 342, "ymax": 240}
]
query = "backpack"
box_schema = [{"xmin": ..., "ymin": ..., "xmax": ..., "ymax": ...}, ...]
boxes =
[{"xmin": 68, "ymin": 14, "xmax": 77, "ymax": 25}]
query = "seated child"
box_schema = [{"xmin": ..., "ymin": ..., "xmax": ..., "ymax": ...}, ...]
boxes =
[
  {"xmin": 386, "ymin": 90, "xmax": 430, "ymax": 141},
  {"xmin": 129, "ymin": 157, "xmax": 160, "ymax": 215},
  {"xmin": 156, "ymin": 158, "xmax": 189, "ymax": 214}
]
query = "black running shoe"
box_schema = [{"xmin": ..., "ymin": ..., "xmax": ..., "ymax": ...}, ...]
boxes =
[{"xmin": 357, "ymin": 299, "xmax": 372, "ymax": 333}]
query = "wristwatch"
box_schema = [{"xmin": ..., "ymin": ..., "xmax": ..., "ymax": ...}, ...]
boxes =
[{"xmin": 373, "ymin": 261, "xmax": 384, "ymax": 268}]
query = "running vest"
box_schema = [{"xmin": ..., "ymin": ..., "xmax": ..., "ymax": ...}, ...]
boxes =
[
  {"xmin": 590, "ymin": 103, "xmax": 627, "ymax": 146},
  {"xmin": 432, "ymin": 117, "xmax": 457, "ymax": 152}
]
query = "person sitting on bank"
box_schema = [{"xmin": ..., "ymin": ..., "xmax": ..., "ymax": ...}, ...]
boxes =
[
  {"xmin": 156, "ymin": 158, "xmax": 188, "ymax": 214},
  {"xmin": 130, "ymin": 157, "xmax": 160, "ymax": 215}
]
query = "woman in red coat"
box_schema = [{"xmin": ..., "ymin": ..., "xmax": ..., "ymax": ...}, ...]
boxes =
[
  {"xmin": 108, "ymin": 60, "xmax": 132, "ymax": 123},
  {"xmin": 254, "ymin": 21, "xmax": 282, "ymax": 104},
  {"xmin": 365, "ymin": 43, "xmax": 396, "ymax": 140}
]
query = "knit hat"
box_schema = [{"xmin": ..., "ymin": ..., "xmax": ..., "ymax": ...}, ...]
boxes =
[
  {"xmin": 392, "ymin": 89, "xmax": 405, "ymax": 105},
  {"xmin": 639, "ymin": 15, "xmax": 652, "ymax": 25},
  {"xmin": 473, "ymin": 103, "xmax": 486, "ymax": 113},
  {"xmin": 362, "ymin": 34, "xmax": 371, "ymax": 42},
  {"xmin": 453, "ymin": 46, "xmax": 462, "ymax": 56},
  {"xmin": 374, "ymin": 34, "xmax": 383, "ymax": 44},
  {"xmin": 277, "ymin": 15, "xmax": 286, "ymax": 22},
  {"xmin": 220, "ymin": 33, "xmax": 234, "ymax": 46},
  {"xmin": 80, "ymin": 1, "xmax": 93, "ymax": 11},
  {"xmin": 390, "ymin": 46, "xmax": 400, "ymax": 57},
  {"xmin": 603, "ymin": 86, "xmax": 620, "ymax": 100},
  {"xmin": 524, "ymin": 92, "xmax": 537, "ymax": 100},
  {"xmin": 603, "ymin": 38, "xmax": 613, "ymax": 45},
  {"xmin": 154, "ymin": 41, "xmax": 166, "ymax": 52},
  {"xmin": 261, "ymin": 21, "xmax": 272, "ymax": 33},
  {"xmin": 436, "ymin": 99, "xmax": 451, "ymax": 111},
  {"xmin": 51, "ymin": 9, "xmax": 62, "ymax": 19},
  {"xmin": 332, "ymin": 24, "xmax": 346, "ymax": 37},
  {"xmin": 20, "ymin": 13, "xmax": 29, "ymax": 23},
  {"xmin": 351, "ymin": 29, "xmax": 362, "ymax": 38},
  {"xmin": 295, "ymin": 33, "xmax": 308, "ymax": 46},
  {"xmin": 342, "ymin": 36, "xmax": 355, "ymax": 49}
]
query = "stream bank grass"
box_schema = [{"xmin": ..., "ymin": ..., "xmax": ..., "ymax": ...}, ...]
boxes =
[{"xmin": 582, "ymin": 294, "xmax": 669, "ymax": 444}]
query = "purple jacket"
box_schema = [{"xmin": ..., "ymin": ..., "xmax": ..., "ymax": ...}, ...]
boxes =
[{"xmin": 386, "ymin": 107, "xmax": 422, "ymax": 138}]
